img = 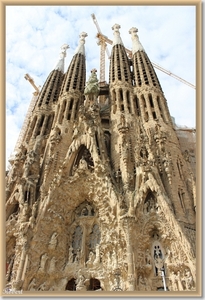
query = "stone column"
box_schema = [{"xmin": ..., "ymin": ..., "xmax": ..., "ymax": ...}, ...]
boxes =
[
  {"xmin": 32, "ymin": 116, "xmax": 43, "ymax": 138},
  {"xmin": 123, "ymin": 90, "xmax": 129, "ymax": 113},
  {"xmin": 153, "ymin": 95, "xmax": 163, "ymax": 120},
  {"xmin": 71, "ymin": 100, "xmax": 77, "ymax": 121},
  {"xmin": 138, "ymin": 94, "xmax": 146, "ymax": 121},
  {"xmin": 65, "ymin": 98, "xmax": 71, "ymax": 120},
  {"xmin": 40, "ymin": 115, "xmax": 49, "ymax": 135},
  {"xmin": 144, "ymin": 94, "xmax": 153, "ymax": 121}
]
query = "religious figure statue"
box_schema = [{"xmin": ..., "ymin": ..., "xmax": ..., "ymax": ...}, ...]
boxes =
[
  {"xmin": 176, "ymin": 270, "xmax": 184, "ymax": 291},
  {"xmin": 84, "ymin": 69, "xmax": 99, "ymax": 105},
  {"xmin": 86, "ymin": 251, "xmax": 95, "ymax": 267},
  {"xmin": 39, "ymin": 253, "xmax": 48, "ymax": 271},
  {"xmin": 48, "ymin": 232, "xmax": 58, "ymax": 250},
  {"xmin": 184, "ymin": 269, "xmax": 194, "ymax": 290},
  {"xmin": 75, "ymin": 270, "xmax": 88, "ymax": 291},
  {"xmin": 138, "ymin": 275, "xmax": 146, "ymax": 291},
  {"xmin": 145, "ymin": 249, "xmax": 152, "ymax": 265},
  {"xmin": 78, "ymin": 157, "xmax": 88, "ymax": 170}
]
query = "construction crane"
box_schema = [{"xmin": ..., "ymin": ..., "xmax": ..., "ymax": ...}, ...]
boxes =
[
  {"xmin": 91, "ymin": 13, "xmax": 110, "ymax": 84},
  {"xmin": 91, "ymin": 14, "xmax": 195, "ymax": 89},
  {"xmin": 13, "ymin": 74, "xmax": 40, "ymax": 153}
]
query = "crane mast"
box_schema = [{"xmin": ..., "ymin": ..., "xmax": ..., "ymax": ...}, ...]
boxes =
[
  {"xmin": 13, "ymin": 74, "xmax": 40, "ymax": 153},
  {"xmin": 91, "ymin": 14, "xmax": 195, "ymax": 89}
]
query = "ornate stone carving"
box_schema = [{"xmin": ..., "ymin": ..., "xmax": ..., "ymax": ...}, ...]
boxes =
[
  {"xmin": 28, "ymin": 278, "xmax": 36, "ymax": 291},
  {"xmin": 48, "ymin": 232, "xmax": 58, "ymax": 250},
  {"xmin": 84, "ymin": 69, "xmax": 99, "ymax": 105},
  {"xmin": 39, "ymin": 253, "xmax": 48, "ymax": 272}
]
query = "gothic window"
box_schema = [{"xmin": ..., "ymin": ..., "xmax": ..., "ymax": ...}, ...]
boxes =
[
  {"xmin": 112, "ymin": 90, "xmax": 117, "ymax": 114},
  {"xmin": 72, "ymin": 225, "xmax": 83, "ymax": 250},
  {"xmin": 68, "ymin": 203, "xmax": 100, "ymax": 267},
  {"xmin": 34, "ymin": 115, "xmax": 45, "ymax": 137},
  {"xmin": 45, "ymin": 114, "xmax": 54, "ymax": 135},
  {"xmin": 89, "ymin": 224, "xmax": 101, "ymax": 250},
  {"xmin": 126, "ymin": 91, "xmax": 131, "ymax": 113},
  {"xmin": 148, "ymin": 94, "xmax": 154, "ymax": 108},
  {"xmin": 134, "ymin": 95, "xmax": 140, "ymax": 116}
]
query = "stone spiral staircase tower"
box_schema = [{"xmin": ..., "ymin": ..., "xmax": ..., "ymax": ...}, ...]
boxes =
[{"xmin": 5, "ymin": 24, "xmax": 196, "ymax": 293}]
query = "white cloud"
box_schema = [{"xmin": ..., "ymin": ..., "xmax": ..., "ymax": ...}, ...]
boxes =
[{"xmin": 6, "ymin": 5, "xmax": 196, "ymax": 167}]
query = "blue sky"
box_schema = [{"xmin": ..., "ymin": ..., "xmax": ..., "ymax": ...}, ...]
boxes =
[{"xmin": 6, "ymin": 5, "xmax": 196, "ymax": 167}]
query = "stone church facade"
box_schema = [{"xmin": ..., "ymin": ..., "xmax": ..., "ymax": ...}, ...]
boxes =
[{"xmin": 5, "ymin": 24, "xmax": 196, "ymax": 292}]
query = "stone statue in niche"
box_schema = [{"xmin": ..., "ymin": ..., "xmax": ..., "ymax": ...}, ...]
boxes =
[
  {"xmin": 165, "ymin": 247, "xmax": 172, "ymax": 264},
  {"xmin": 75, "ymin": 269, "xmax": 88, "ymax": 291},
  {"xmin": 85, "ymin": 203, "xmax": 93, "ymax": 216},
  {"xmin": 39, "ymin": 253, "xmax": 48, "ymax": 271},
  {"xmin": 78, "ymin": 157, "xmax": 88, "ymax": 170},
  {"xmin": 138, "ymin": 275, "xmax": 146, "ymax": 291},
  {"xmin": 145, "ymin": 249, "xmax": 152, "ymax": 265},
  {"xmin": 74, "ymin": 249, "xmax": 81, "ymax": 263},
  {"xmin": 86, "ymin": 251, "xmax": 95, "ymax": 267},
  {"xmin": 80, "ymin": 203, "xmax": 94, "ymax": 216},
  {"xmin": 49, "ymin": 257, "xmax": 57, "ymax": 273},
  {"xmin": 48, "ymin": 232, "xmax": 58, "ymax": 250},
  {"xmin": 175, "ymin": 270, "xmax": 184, "ymax": 291},
  {"xmin": 170, "ymin": 272, "xmax": 178, "ymax": 291},
  {"xmin": 81, "ymin": 207, "xmax": 88, "ymax": 216},
  {"xmin": 143, "ymin": 195, "xmax": 156, "ymax": 214},
  {"xmin": 93, "ymin": 244, "xmax": 100, "ymax": 264},
  {"xmin": 184, "ymin": 269, "xmax": 194, "ymax": 290}
]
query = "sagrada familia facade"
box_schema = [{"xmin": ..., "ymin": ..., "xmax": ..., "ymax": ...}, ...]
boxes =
[{"xmin": 5, "ymin": 23, "xmax": 196, "ymax": 292}]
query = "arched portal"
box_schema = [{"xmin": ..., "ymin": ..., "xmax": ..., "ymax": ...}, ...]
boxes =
[
  {"xmin": 89, "ymin": 278, "xmax": 101, "ymax": 290},
  {"xmin": 65, "ymin": 278, "xmax": 76, "ymax": 291}
]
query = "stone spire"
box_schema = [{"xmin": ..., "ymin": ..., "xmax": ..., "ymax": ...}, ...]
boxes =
[
  {"xmin": 54, "ymin": 44, "xmax": 69, "ymax": 72},
  {"xmin": 74, "ymin": 32, "xmax": 88, "ymax": 56},
  {"xmin": 112, "ymin": 24, "xmax": 124, "ymax": 46},
  {"xmin": 129, "ymin": 27, "xmax": 145, "ymax": 54}
]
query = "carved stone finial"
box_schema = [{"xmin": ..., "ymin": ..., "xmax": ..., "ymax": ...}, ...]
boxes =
[
  {"xmin": 54, "ymin": 44, "xmax": 69, "ymax": 72},
  {"xmin": 112, "ymin": 24, "xmax": 124, "ymax": 46},
  {"xmin": 74, "ymin": 32, "xmax": 88, "ymax": 55},
  {"xmin": 129, "ymin": 27, "xmax": 145, "ymax": 54}
]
